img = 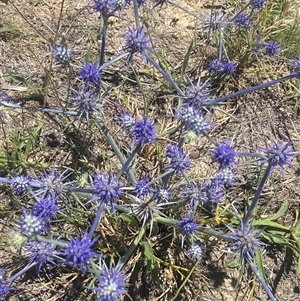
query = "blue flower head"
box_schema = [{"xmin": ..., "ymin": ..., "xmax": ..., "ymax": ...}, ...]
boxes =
[
  {"xmin": 153, "ymin": 187, "xmax": 171, "ymax": 204},
  {"xmin": 165, "ymin": 144, "xmax": 192, "ymax": 175},
  {"xmin": 234, "ymin": 13, "xmax": 252, "ymax": 28},
  {"xmin": 218, "ymin": 167, "xmax": 235, "ymax": 187},
  {"xmin": 134, "ymin": 176, "xmax": 151, "ymax": 197},
  {"xmin": 208, "ymin": 58, "xmax": 224, "ymax": 75},
  {"xmin": 200, "ymin": 178, "xmax": 223, "ymax": 205},
  {"xmin": 0, "ymin": 269, "xmax": 14, "ymax": 300},
  {"xmin": 88, "ymin": 260, "xmax": 127, "ymax": 301},
  {"xmin": 185, "ymin": 242, "xmax": 204, "ymax": 261},
  {"xmin": 124, "ymin": 27, "xmax": 152, "ymax": 62},
  {"xmin": 223, "ymin": 61, "xmax": 236, "ymax": 76},
  {"xmin": 132, "ymin": 118, "xmax": 156, "ymax": 146},
  {"xmin": 227, "ymin": 222, "xmax": 266, "ymax": 262},
  {"xmin": 68, "ymin": 87, "xmax": 102, "ymax": 122},
  {"xmin": 32, "ymin": 198, "xmax": 62, "ymax": 223},
  {"xmin": 178, "ymin": 215, "xmax": 199, "ymax": 246},
  {"xmin": 90, "ymin": 173, "xmax": 124, "ymax": 210},
  {"xmin": 79, "ymin": 62, "xmax": 104, "ymax": 86},
  {"xmin": 119, "ymin": 111, "xmax": 135, "ymax": 131},
  {"xmin": 259, "ymin": 141, "xmax": 294, "ymax": 175},
  {"xmin": 59, "ymin": 231, "xmax": 101, "ymax": 273},
  {"xmin": 265, "ymin": 41, "xmax": 280, "ymax": 57},
  {"xmin": 19, "ymin": 209, "xmax": 44, "ymax": 237},
  {"xmin": 12, "ymin": 175, "xmax": 30, "ymax": 195},
  {"xmin": 184, "ymin": 78, "xmax": 211, "ymax": 108},
  {"xmin": 251, "ymin": 0, "xmax": 265, "ymax": 10},
  {"xmin": 26, "ymin": 241, "xmax": 57, "ymax": 273},
  {"xmin": 52, "ymin": 44, "xmax": 72, "ymax": 65},
  {"xmin": 212, "ymin": 140, "xmax": 236, "ymax": 167},
  {"xmin": 92, "ymin": 0, "xmax": 126, "ymax": 18}
]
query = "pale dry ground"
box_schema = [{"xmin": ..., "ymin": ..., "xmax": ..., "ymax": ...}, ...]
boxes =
[{"xmin": 1, "ymin": 0, "xmax": 300, "ymax": 300}]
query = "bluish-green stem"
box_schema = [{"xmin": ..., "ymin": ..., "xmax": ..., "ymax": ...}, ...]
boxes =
[
  {"xmin": 207, "ymin": 72, "xmax": 300, "ymax": 106},
  {"xmin": 132, "ymin": 0, "xmax": 140, "ymax": 29},
  {"xmin": 116, "ymin": 142, "xmax": 142, "ymax": 180},
  {"xmin": 99, "ymin": 52, "xmax": 130, "ymax": 70},
  {"xmin": 6, "ymin": 262, "xmax": 37, "ymax": 283},
  {"xmin": 248, "ymin": 259, "xmax": 277, "ymax": 301},
  {"xmin": 243, "ymin": 162, "xmax": 272, "ymax": 225},
  {"xmin": 99, "ymin": 16, "xmax": 109, "ymax": 66},
  {"xmin": 143, "ymin": 51, "xmax": 183, "ymax": 95},
  {"xmin": 88, "ymin": 203, "xmax": 105, "ymax": 240},
  {"xmin": 96, "ymin": 118, "xmax": 136, "ymax": 184}
]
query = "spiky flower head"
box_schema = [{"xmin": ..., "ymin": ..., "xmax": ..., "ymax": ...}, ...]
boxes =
[
  {"xmin": 26, "ymin": 241, "xmax": 57, "ymax": 273},
  {"xmin": 200, "ymin": 178, "xmax": 223, "ymax": 205},
  {"xmin": 132, "ymin": 118, "xmax": 156, "ymax": 146},
  {"xmin": 184, "ymin": 78, "xmax": 211, "ymax": 108},
  {"xmin": 265, "ymin": 41, "xmax": 280, "ymax": 57},
  {"xmin": 259, "ymin": 141, "xmax": 294, "ymax": 175},
  {"xmin": 19, "ymin": 209, "xmax": 44, "ymax": 237},
  {"xmin": 12, "ymin": 175, "xmax": 30, "ymax": 195},
  {"xmin": 208, "ymin": 58, "xmax": 224, "ymax": 75},
  {"xmin": 59, "ymin": 231, "xmax": 101, "ymax": 273},
  {"xmin": 178, "ymin": 215, "xmax": 199, "ymax": 246},
  {"xmin": 32, "ymin": 198, "xmax": 62, "ymax": 223},
  {"xmin": 52, "ymin": 44, "xmax": 72, "ymax": 65},
  {"xmin": 0, "ymin": 269, "xmax": 14, "ymax": 300},
  {"xmin": 32, "ymin": 169, "xmax": 72, "ymax": 200},
  {"xmin": 234, "ymin": 13, "xmax": 252, "ymax": 28},
  {"xmin": 124, "ymin": 27, "xmax": 152, "ymax": 62},
  {"xmin": 227, "ymin": 222, "xmax": 266, "ymax": 262},
  {"xmin": 185, "ymin": 242, "xmax": 204, "ymax": 261},
  {"xmin": 251, "ymin": 0, "xmax": 265, "ymax": 10},
  {"xmin": 68, "ymin": 87, "xmax": 102, "ymax": 122},
  {"xmin": 134, "ymin": 176, "xmax": 151, "ymax": 197},
  {"xmin": 119, "ymin": 111, "xmax": 135, "ymax": 131},
  {"xmin": 182, "ymin": 181, "xmax": 202, "ymax": 211},
  {"xmin": 165, "ymin": 144, "xmax": 192, "ymax": 175},
  {"xmin": 92, "ymin": 0, "xmax": 125, "ymax": 19},
  {"xmin": 202, "ymin": 10, "xmax": 229, "ymax": 33},
  {"xmin": 153, "ymin": 187, "xmax": 171, "ymax": 204},
  {"xmin": 79, "ymin": 62, "xmax": 103, "ymax": 86},
  {"xmin": 90, "ymin": 173, "xmax": 123, "ymax": 210},
  {"xmin": 217, "ymin": 167, "xmax": 235, "ymax": 187},
  {"xmin": 89, "ymin": 260, "xmax": 127, "ymax": 301},
  {"xmin": 212, "ymin": 140, "xmax": 236, "ymax": 167},
  {"xmin": 223, "ymin": 61, "xmax": 236, "ymax": 76},
  {"xmin": 178, "ymin": 105, "xmax": 212, "ymax": 137}
]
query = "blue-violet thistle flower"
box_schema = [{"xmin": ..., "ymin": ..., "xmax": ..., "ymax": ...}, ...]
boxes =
[
  {"xmin": 119, "ymin": 111, "xmax": 135, "ymax": 131},
  {"xmin": 223, "ymin": 61, "xmax": 236, "ymax": 76},
  {"xmin": 259, "ymin": 141, "xmax": 294, "ymax": 175},
  {"xmin": 132, "ymin": 118, "xmax": 156, "ymax": 145},
  {"xmin": 12, "ymin": 175, "xmax": 30, "ymax": 195},
  {"xmin": 59, "ymin": 231, "xmax": 101, "ymax": 273},
  {"xmin": 0, "ymin": 269, "xmax": 14, "ymax": 300},
  {"xmin": 52, "ymin": 44, "xmax": 72, "ymax": 65},
  {"xmin": 227, "ymin": 222, "xmax": 266, "ymax": 262},
  {"xmin": 184, "ymin": 78, "xmax": 211, "ymax": 108},
  {"xmin": 89, "ymin": 260, "xmax": 127, "ymax": 301},
  {"xmin": 32, "ymin": 198, "xmax": 62, "ymax": 223},
  {"xmin": 234, "ymin": 13, "xmax": 252, "ymax": 28},
  {"xmin": 265, "ymin": 41, "xmax": 280, "ymax": 57},
  {"xmin": 124, "ymin": 27, "xmax": 152, "ymax": 62},
  {"xmin": 218, "ymin": 167, "xmax": 235, "ymax": 186},
  {"xmin": 134, "ymin": 176, "xmax": 151, "ymax": 197},
  {"xmin": 178, "ymin": 215, "xmax": 199, "ymax": 245},
  {"xmin": 200, "ymin": 178, "xmax": 223, "ymax": 205},
  {"xmin": 19, "ymin": 209, "xmax": 44, "ymax": 237},
  {"xmin": 165, "ymin": 144, "xmax": 192, "ymax": 175},
  {"xmin": 89, "ymin": 173, "xmax": 123, "ymax": 210},
  {"xmin": 185, "ymin": 242, "xmax": 204, "ymax": 261},
  {"xmin": 79, "ymin": 62, "xmax": 103, "ymax": 86},
  {"xmin": 212, "ymin": 140, "xmax": 236, "ymax": 167},
  {"xmin": 92, "ymin": 0, "xmax": 125, "ymax": 19},
  {"xmin": 251, "ymin": 0, "xmax": 265, "ymax": 10},
  {"xmin": 208, "ymin": 58, "xmax": 224, "ymax": 75},
  {"xmin": 26, "ymin": 241, "xmax": 57, "ymax": 273}
]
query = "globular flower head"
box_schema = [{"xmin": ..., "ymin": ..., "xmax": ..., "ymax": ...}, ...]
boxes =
[
  {"xmin": 0, "ymin": 91, "xmax": 12, "ymax": 103},
  {"xmin": 32, "ymin": 198, "xmax": 62, "ymax": 223},
  {"xmin": 119, "ymin": 111, "xmax": 135, "ymax": 131},
  {"xmin": 26, "ymin": 241, "xmax": 57, "ymax": 273},
  {"xmin": 0, "ymin": 269, "xmax": 14, "ymax": 300},
  {"xmin": 184, "ymin": 78, "xmax": 211, "ymax": 108},
  {"xmin": 182, "ymin": 181, "xmax": 202, "ymax": 211},
  {"xmin": 165, "ymin": 144, "xmax": 192, "ymax": 175},
  {"xmin": 68, "ymin": 87, "xmax": 102, "ymax": 122},
  {"xmin": 12, "ymin": 175, "xmax": 30, "ymax": 195},
  {"xmin": 132, "ymin": 118, "xmax": 156, "ymax": 146},
  {"xmin": 178, "ymin": 215, "xmax": 199, "ymax": 246},
  {"xmin": 212, "ymin": 139, "xmax": 236, "ymax": 167},
  {"xmin": 178, "ymin": 105, "xmax": 212, "ymax": 137},
  {"xmin": 88, "ymin": 260, "xmax": 127, "ymax": 301},
  {"xmin": 33, "ymin": 169, "xmax": 73, "ymax": 200},
  {"xmin": 208, "ymin": 58, "xmax": 224, "ymax": 75},
  {"xmin": 217, "ymin": 167, "xmax": 235, "ymax": 187},
  {"xmin": 52, "ymin": 44, "xmax": 72, "ymax": 65},
  {"xmin": 134, "ymin": 176, "xmax": 151, "ymax": 197},
  {"xmin": 79, "ymin": 62, "xmax": 103, "ymax": 86},
  {"xmin": 259, "ymin": 141, "xmax": 294, "ymax": 175},
  {"xmin": 223, "ymin": 61, "xmax": 236, "ymax": 76},
  {"xmin": 234, "ymin": 13, "xmax": 252, "ymax": 28},
  {"xmin": 251, "ymin": 0, "xmax": 265, "ymax": 10},
  {"xmin": 19, "ymin": 209, "xmax": 44, "ymax": 237},
  {"xmin": 185, "ymin": 242, "xmax": 204, "ymax": 261},
  {"xmin": 90, "ymin": 173, "xmax": 123, "ymax": 210},
  {"xmin": 124, "ymin": 27, "xmax": 152, "ymax": 62},
  {"xmin": 227, "ymin": 222, "xmax": 266, "ymax": 262},
  {"xmin": 59, "ymin": 231, "xmax": 101, "ymax": 273},
  {"xmin": 200, "ymin": 178, "xmax": 223, "ymax": 205},
  {"xmin": 153, "ymin": 187, "xmax": 171, "ymax": 204},
  {"xmin": 92, "ymin": 0, "xmax": 125, "ymax": 19},
  {"xmin": 202, "ymin": 10, "xmax": 229, "ymax": 33},
  {"xmin": 265, "ymin": 41, "xmax": 280, "ymax": 57}
]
